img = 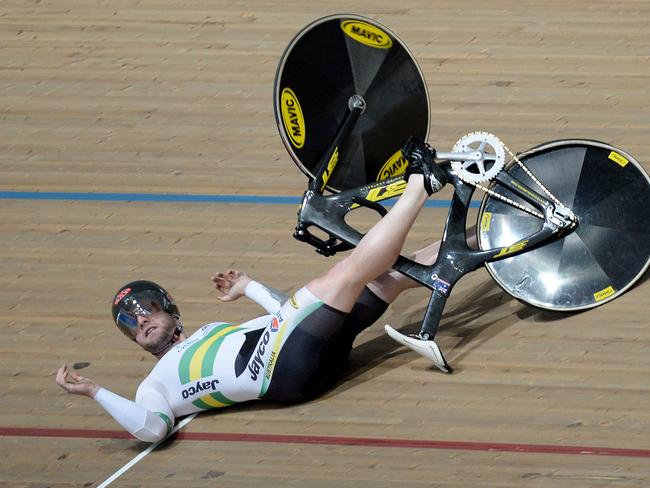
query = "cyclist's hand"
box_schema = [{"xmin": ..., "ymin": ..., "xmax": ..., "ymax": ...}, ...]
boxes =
[
  {"xmin": 211, "ymin": 269, "xmax": 252, "ymax": 302},
  {"xmin": 56, "ymin": 364, "xmax": 100, "ymax": 398}
]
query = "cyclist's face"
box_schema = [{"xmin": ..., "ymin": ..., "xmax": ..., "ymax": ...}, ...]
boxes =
[{"xmin": 133, "ymin": 303, "xmax": 177, "ymax": 353}]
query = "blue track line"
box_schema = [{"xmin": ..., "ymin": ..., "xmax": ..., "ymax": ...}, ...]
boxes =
[{"xmin": 0, "ymin": 191, "xmax": 480, "ymax": 208}]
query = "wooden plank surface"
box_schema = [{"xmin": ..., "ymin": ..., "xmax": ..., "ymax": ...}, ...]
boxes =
[{"xmin": 1, "ymin": 0, "xmax": 649, "ymax": 486}]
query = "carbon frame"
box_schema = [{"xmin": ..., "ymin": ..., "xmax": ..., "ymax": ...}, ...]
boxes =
[{"xmin": 293, "ymin": 106, "xmax": 571, "ymax": 340}]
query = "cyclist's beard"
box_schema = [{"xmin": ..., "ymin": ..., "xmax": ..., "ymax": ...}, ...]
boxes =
[{"xmin": 144, "ymin": 326, "xmax": 177, "ymax": 355}]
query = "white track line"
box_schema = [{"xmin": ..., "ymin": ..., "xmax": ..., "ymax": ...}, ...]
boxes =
[{"xmin": 97, "ymin": 413, "xmax": 197, "ymax": 488}]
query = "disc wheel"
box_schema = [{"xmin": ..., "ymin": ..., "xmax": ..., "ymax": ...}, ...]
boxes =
[
  {"xmin": 274, "ymin": 14, "xmax": 429, "ymax": 192},
  {"xmin": 478, "ymin": 140, "xmax": 650, "ymax": 311}
]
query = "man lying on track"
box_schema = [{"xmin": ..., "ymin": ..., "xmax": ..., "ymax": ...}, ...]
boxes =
[{"xmin": 56, "ymin": 141, "xmax": 447, "ymax": 442}]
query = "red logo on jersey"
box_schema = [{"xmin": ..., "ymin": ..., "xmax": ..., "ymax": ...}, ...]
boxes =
[
  {"xmin": 271, "ymin": 317, "xmax": 279, "ymax": 331},
  {"xmin": 114, "ymin": 287, "xmax": 131, "ymax": 305}
]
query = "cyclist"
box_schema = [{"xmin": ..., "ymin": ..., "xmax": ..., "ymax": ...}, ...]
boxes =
[{"xmin": 56, "ymin": 141, "xmax": 446, "ymax": 442}]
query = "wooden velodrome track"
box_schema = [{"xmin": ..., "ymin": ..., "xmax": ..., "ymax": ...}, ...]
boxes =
[{"xmin": 1, "ymin": 0, "xmax": 649, "ymax": 486}]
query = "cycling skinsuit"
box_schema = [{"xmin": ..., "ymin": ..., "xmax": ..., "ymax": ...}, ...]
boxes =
[{"xmin": 93, "ymin": 282, "xmax": 388, "ymax": 442}]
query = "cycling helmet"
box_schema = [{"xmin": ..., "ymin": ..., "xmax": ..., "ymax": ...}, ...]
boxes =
[{"xmin": 111, "ymin": 280, "xmax": 180, "ymax": 340}]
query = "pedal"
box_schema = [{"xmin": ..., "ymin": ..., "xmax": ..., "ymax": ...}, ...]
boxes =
[{"xmin": 384, "ymin": 324, "xmax": 453, "ymax": 374}]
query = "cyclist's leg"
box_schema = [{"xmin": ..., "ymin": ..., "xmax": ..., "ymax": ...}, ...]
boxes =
[
  {"xmin": 339, "ymin": 240, "xmax": 444, "ymax": 341},
  {"xmin": 266, "ymin": 175, "xmax": 444, "ymax": 402},
  {"xmin": 366, "ymin": 241, "xmax": 441, "ymax": 304},
  {"xmin": 267, "ymin": 202, "xmax": 459, "ymax": 402},
  {"xmin": 367, "ymin": 225, "xmax": 478, "ymax": 303},
  {"xmin": 306, "ymin": 174, "xmax": 428, "ymax": 312}
]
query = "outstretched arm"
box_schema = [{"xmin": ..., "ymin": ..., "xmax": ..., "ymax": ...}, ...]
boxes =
[
  {"xmin": 212, "ymin": 269, "xmax": 287, "ymax": 314},
  {"xmin": 55, "ymin": 363, "xmax": 100, "ymax": 398},
  {"xmin": 56, "ymin": 365, "xmax": 172, "ymax": 443}
]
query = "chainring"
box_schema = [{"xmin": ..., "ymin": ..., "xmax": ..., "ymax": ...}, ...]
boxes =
[{"xmin": 451, "ymin": 132, "xmax": 506, "ymax": 184}]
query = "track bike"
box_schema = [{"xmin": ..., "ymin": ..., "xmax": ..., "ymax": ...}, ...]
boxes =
[{"xmin": 273, "ymin": 15, "xmax": 650, "ymax": 372}]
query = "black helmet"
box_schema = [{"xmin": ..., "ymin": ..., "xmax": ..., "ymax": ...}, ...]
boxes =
[{"xmin": 111, "ymin": 280, "xmax": 180, "ymax": 340}]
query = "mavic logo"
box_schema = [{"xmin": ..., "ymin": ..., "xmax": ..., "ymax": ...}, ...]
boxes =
[
  {"xmin": 377, "ymin": 150, "xmax": 408, "ymax": 180},
  {"xmin": 280, "ymin": 88, "xmax": 306, "ymax": 149},
  {"xmin": 340, "ymin": 20, "xmax": 393, "ymax": 49}
]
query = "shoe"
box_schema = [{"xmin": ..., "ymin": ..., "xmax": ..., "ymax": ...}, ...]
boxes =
[
  {"xmin": 385, "ymin": 324, "xmax": 453, "ymax": 374},
  {"xmin": 401, "ymin": 137, "xmax": 447, "ymax": 195}
]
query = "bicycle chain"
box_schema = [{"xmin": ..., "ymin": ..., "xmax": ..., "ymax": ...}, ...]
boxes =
[
  {"xmin": 502, "ymin": 142, "xmax": 563, "ymax": 208},
  {"xmin": 453, "ymin": 132, "xmax": 563, "ymax": 220}
]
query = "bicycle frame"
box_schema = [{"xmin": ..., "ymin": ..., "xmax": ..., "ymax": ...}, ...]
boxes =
[{"xmin": 294, "ymin": 102, "xmax": 576, "ymax": 340}]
